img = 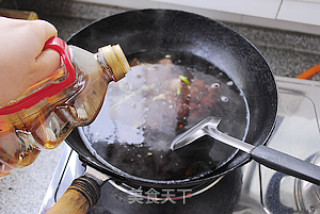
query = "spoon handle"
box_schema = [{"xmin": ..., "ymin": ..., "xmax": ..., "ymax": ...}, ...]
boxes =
[
  {"xmin": 207, "ymin": 126, "xmax": 320, "ymax": 185},
  {"xmin": 251, "ymin": 145, "xmax": 320, "ymax": 185}
]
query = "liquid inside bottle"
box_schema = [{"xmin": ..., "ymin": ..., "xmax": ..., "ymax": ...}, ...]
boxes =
[{"xmin": 0, "ymin": 39, "xmax": 130, "ymax": 177}]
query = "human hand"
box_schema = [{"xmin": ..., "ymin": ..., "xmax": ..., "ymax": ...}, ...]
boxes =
[{"xmin": 0, "ymin": 17, "xmax": 61, "ymax": 106}]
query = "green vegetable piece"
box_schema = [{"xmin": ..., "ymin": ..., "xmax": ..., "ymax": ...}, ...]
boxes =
[
  {"xmin": 179, "ymin": 75, "xmax": 191, "ymax": 85},
  {"xmin": 177, "ymin": 88, "xmax": 181, "ymax": 95}
]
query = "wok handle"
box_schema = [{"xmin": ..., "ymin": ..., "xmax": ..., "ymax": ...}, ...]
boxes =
[
  {"xmin": 47, "ymin": 175, "xmax": 101, "ymax": 214},
  {"xmin": 251, "ymin": 146, "xmax": 320, "ymax": 185}
]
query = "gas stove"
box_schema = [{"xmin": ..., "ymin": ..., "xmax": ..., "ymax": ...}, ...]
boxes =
[{"xmin": 39, "ymin": 76, "xmax": 320, "ymax": 214}]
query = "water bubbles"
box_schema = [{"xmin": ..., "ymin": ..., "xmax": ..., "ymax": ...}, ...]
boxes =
[
  {"xmin": 146, "ymin": 64, "xmax": 158, "ymax": 72},
  {"xmin": 211, "ymin": 83, "xmax": 221, "ymax": 89},
  {"xmin": 221, "ymin": 96, "xmax": 229, "ymax": 102},
  {"xmin": 187, "ymin": 67, "xmax": 194, "ymax": 72},
  {"xmin": 227, "ymin": 81, "xmax": 234, "ymax": 86}
]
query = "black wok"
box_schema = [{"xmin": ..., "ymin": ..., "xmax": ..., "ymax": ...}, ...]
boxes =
[{"xmin": 48, "ymin": 9, "xmax": 279, "ymax": 213}]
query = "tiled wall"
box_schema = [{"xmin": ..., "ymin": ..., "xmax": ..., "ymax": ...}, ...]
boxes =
[{"xmin": 74, "ymin": 0, "xmax": 320, "ymax": 35}]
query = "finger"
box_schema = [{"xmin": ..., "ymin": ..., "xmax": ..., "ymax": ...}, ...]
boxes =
[
  {"xmin": 25, "ymin": 19, "xmax": 58, "ymax": 56},
  {"xmin": 31, "ymin": 19, "xmax": 58, "ymax": 43},
  {"xmin": 28, "ymin": 19, "xmax": 60, "ymax": 83},
  {"xmin": 30, "ymin": 49, "xmax": 61, "ymax": 83}
]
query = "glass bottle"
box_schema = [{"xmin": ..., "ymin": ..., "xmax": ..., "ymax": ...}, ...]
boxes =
[{"xmin": 0, "ymin": 37, "xmax": 130, "ymax": 176}]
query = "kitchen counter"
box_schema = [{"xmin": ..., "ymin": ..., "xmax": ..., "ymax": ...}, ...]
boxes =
[
  {"xmin": 0, "ymin": 0, "xmax": 320, "ymax": 213},
  {"xmin": 0, "ymin": 145, "xmax": 65, "ymax": 214}
]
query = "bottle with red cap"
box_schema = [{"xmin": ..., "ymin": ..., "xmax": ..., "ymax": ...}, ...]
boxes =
[{"xmin": 0, "ymin": 37, "xmax": 130, "ymax": 176}]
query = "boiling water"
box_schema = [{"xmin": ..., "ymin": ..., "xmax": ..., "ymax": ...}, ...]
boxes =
[{"xmin": 81, "ymin": 52, "xmax": 249, "ymax": 181}]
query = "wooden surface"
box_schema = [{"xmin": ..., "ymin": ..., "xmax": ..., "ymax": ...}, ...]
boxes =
[
  {"xmin": 46, "ymin": 187, "xmax": 91, "ymax": 214},
  {"xmin": 0, "ymin": 9, "xmax": 38, "ymax": 20}
]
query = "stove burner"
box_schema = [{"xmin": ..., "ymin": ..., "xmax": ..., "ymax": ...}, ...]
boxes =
[
  {"xmin": 88, "ymin": 169, "xmax": 242, "ymax": 214},
  {"xmin": 295, "ymin": 152, "xmax": 320, "ymax": 213},
  {"xmin": 108, "ymin": 176, "xmax": 224, "ymax": 201},
  {"xmin": 266, "ymin": 172, "xmax": 295, "ymax": 214}
]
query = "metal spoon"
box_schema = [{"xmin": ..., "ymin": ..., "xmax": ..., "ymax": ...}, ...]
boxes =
[{"xmin": 170, "ymin": 116, "xmax": 320, "ymax": 185}]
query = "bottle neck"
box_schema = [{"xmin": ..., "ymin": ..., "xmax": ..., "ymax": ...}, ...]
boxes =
[{"xmin": 96, "ymin": 51, "xmax": 115, "ymax": 82}]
